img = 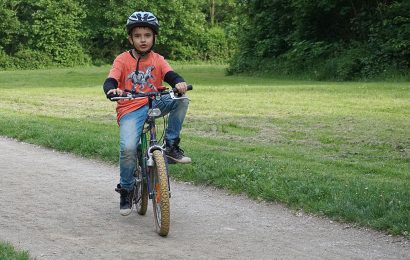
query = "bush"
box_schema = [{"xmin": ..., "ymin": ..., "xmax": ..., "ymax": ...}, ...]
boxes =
[
  {"xmin": 12, "ymin": 49, "xmax": 53, "ymax": 70},
  {"xmin": 313, "ymin": 46, "xmax": 367, "ymax": 81},
  {"xmin": 226, "ymin": 53, "xmax": 256, "ymax": 75},
  {"xmin": 0, "ymin": 49, "xmax": 14, "ymax": 70},
  {"xmin": 0, "ymin": 49, "xmax": 54, "ymax": 70},
  {"xmin": 279, "ymin": 41, "xmax": 333, "ymax": 75},
  {"xmin": 201, "ymin": 26, "xmax": 234, "ymax": 62}
]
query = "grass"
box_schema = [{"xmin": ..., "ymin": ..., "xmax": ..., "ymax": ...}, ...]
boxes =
[
  {"xmin": 0, "ymin": 241, "xmax": 31, "ymax": 260},
  {"xmin": 0, "ymin": 64, "xmax": 409, "ymax": 239}
]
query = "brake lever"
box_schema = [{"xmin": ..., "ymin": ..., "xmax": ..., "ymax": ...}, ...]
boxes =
[
  {"xmin": 169, "ymin": 91, "xmax": 189, "ymax": 100},
  {"xmin": 110, "ymin": 92, "xmax": 134, "ymax": 101}
]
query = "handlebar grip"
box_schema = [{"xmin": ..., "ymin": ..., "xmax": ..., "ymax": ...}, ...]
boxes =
[{"xmin": 172, "ymin": 84, "xmax": 193, "ymax": 94}]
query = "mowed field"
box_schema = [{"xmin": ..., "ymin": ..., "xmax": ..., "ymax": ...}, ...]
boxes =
[{"xmin": 0, "ymin": 64, "xmax": 408, "ymax": 238}]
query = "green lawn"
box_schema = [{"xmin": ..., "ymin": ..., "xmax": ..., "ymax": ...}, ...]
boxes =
[
  {"xmin": 0, "ymin": 64, "xmax": 409, "ymax": 238},
  {"xmin": 0, "ymin": 241, "xmax": 30, "ymax": 260}
]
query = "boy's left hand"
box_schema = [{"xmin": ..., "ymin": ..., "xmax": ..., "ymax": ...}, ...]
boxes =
[{"xmin": 175, "ymin": 82, "xmax": 188, "ymax": 94}]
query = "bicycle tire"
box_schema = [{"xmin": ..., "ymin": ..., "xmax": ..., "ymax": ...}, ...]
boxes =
[
  {"xmin": 151, "ymin": 150, "xmax": 170, "ymax": 236},
  {"xmin": 134, "ymin": 165, "xmax": 148, "ymax": 215}
]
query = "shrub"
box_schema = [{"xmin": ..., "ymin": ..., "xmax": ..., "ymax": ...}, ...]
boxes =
[
  {"xmin": 0, "ymin": 49, "xmax": 14, "ymax": 70},
  {"xmin": 201, "ymin": 26, "xmax": 233, "ymax": 62},
  {"xmin": 12, "ymin": 49, "xmax": 53, "ymax": 70}
]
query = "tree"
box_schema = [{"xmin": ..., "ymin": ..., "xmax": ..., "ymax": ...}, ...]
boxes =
[
  {"xmin": 228, "ymin": 0, "xmax": 410, "ymax": 80},
  {"xmin": 30, "ymin": 0, "xmax": 88, "ymax": 65},
  {"xmin": 83, "ymin": 0, "xmax": 207, "ymax": 62},
  {"xmin": 0, "ymin": 0, "xmax": 20, "ymax": 54},
  {"xmin": 0, "ymin": 0, "xmax": 88, "ymax": 68},
  {"xmin": 1, "ymin": 0, "xmax": 238, "ymax": 68}
]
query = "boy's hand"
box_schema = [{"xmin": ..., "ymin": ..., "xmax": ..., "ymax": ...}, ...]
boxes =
[
  {"xmin": 175, "ymin": 82, "xmax": 188, "ymax": 94},
  {"xmin": 106, "ymin": 88, "xmax": 124, "ymax": 98}
]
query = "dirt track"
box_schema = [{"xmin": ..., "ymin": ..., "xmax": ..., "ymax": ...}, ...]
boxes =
[{"xmin": 0, "ymin": 136, "xmax": 409, "ymax": 259}]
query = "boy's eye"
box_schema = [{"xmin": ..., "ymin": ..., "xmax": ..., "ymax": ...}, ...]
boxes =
[{"xmin": 133, "ymin": 34, "xmax": 151, "ymax": 38}]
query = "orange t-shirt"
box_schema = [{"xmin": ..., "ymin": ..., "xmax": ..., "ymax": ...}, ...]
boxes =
[{"xmin": 108, "ymin": 51, "xmax": 173, "ymax": 122}]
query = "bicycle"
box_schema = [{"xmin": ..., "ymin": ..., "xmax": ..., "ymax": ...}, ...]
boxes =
[{"xmin": 111, "ymin": 85, "xmax": 192, "ymax": 236}]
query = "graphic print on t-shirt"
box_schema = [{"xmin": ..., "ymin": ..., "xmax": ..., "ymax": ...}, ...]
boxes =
[{"xmin": 126, "ymin": 65, "xmax": 156, "ymax": 92}]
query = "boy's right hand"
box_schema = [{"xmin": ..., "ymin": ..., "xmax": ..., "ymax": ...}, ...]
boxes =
[{"xmin": 106, "ymin": 88, "xmax": 124, "ymax": 99}]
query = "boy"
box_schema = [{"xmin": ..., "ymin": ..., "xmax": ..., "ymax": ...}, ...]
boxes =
[{"xmin": 103, "ymin": 11, "xmax": 191, "ymax": 216}]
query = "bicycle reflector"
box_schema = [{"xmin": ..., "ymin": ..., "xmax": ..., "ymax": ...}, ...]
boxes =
[{"xmin": 148, "ymin": 108, "xmax": 161, "ymax": 117}]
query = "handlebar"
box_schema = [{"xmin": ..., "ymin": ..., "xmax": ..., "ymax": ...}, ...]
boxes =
[{"xmin": 110, "ymin": 85, "xmax": 193, "ymax": 101}]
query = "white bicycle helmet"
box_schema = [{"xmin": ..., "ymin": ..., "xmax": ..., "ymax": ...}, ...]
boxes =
[{"xmin": 126, "ymin": 11, "xmax": 159, "ymax": 35}]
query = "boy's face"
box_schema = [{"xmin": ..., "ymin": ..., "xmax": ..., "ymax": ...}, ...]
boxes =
[{"xmin": 128, "ymin": 27, "xmax": 155, "ymax": 53}]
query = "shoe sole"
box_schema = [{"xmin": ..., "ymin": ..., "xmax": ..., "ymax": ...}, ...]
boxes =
[
  {"xmin": 120, "ymin": 208, "xmax": 132, "ymax": 216},
  {"xmin": 166, "ymin": 155, "xmax": 191, "ymax": 164}
]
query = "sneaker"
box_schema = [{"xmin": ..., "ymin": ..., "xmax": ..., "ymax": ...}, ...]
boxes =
[
  {"xmin": 115, "ymin": 184, "xmax": 134, "ymax": 216},
  {"xmin": 165, "ymin": 143, "xmax": 192, "ymax": 164}
]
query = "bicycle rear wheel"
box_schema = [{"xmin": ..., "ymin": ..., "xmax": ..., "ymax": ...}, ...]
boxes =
[
  {"xmin": 151, "ymin": 150, "xmax": 170, "ymax": 236},
  {"xmin": 134, "ymin": 165, "xmax": 148, "ymax": 215}
]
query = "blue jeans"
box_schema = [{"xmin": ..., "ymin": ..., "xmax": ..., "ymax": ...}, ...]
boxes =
[{"xmin": 119, "ymin": 94, "xmax": 189, "ymax": 191}]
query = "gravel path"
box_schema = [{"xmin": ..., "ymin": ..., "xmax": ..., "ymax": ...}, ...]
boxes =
[{"xmin": 0, "ymin": 137, "xmax": 408, "ymax": 259}]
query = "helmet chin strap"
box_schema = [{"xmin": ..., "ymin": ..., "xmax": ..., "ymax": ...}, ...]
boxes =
[{"xmin": 134, "ymin": 48, "xmax": 150, "ymax": 56}]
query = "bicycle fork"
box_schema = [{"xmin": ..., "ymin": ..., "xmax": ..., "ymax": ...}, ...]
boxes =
[{"xmin": 143, "ymin": 151, "xmax": 171, "ymax": 201}]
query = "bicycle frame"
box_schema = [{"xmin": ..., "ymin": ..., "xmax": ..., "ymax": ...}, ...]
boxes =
[{"xmin": 139, "ymin": 96, "xmax": 171, "ymax": 200}]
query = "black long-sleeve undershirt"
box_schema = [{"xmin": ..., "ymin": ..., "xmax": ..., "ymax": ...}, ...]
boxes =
[
  {"xmin": 164, "ymin": 71, "xmax": 185, "ymax": 88},
  {"xmin": 102, "ymin": 70, "xmax": 184, "ymax": 100},
  {"xmin": 103, "ymin": 77, "xmax": 118, "ymax": 99}
]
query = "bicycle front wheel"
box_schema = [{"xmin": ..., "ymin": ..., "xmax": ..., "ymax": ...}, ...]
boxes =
[{"xmin": 151, "ymin": 150, "xmax": 170, "ymax": 236}]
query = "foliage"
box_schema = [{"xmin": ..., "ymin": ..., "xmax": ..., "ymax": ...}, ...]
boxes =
[
  {"xmin": 82, "ymin": 0, "xmax": 236, "ymax": 62},
  {"xmin": 199, "ymin": 26, "xmax": 233, "ymax": 61},
  {"xmin": 0, "ymin": 241, "xmax": 30, "ymax": 260},
  {"xmin": 0, "ymin": 0, "xmax": 408, "ymax": 80},
  {"xmin": 82, "ymin": 0, "xmax": 142, "ymax": 64},
  {"xmin": 30, "ymin": 0, "xmax": 89, "ymax": 66},
  {"xmin": 0, "ymin": 0, "xmax": 20, "ymax": 53},
  {"xmin": 228, "ymin": 0, "xmax": 410, "ymax": 80},
  {"xmin": 193, "ymin": 0, "xmax": 241, "ymax": 63},
  {"xmin": 150, "ymin": 0, "xmax": 207, "ymax": 60},
  {"xmin": 0, "ymin": 0, "xmax": 89, "ymax": 69},
  {"xmin": 11, "ymin": 49, "xmax": 53, "ymax": 69},
  {"xmin": 0, "ymin": 48, "xmax": 14, "ymax": 70},
  {"xmin": 0, "ymin": 0, "xmax": 236, "ymax": 68}
]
